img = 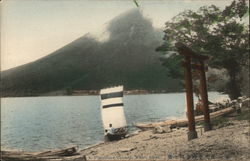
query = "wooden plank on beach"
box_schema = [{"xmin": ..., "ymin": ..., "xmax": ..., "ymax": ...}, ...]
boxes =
[{"xmin": 1, "ymin": 146, "xmax": 87, "ymax": 161}]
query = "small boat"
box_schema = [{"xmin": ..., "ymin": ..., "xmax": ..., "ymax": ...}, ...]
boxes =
[{"xmin": 100, "ymin": 85, "xmax": 128, "ymax": 141}]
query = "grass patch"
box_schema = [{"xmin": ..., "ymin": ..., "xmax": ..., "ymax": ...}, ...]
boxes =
[
  {"xmin": 197, "ymin": 108, "xmax": 250, "ymax": 128},
  {"xmin": 234, "ymin": 109, "xmax": 250, "ymax": 121},
  {"xmin": 211, "ymin": 116, "xmax": 230, "ymax": 127},
  {"xmin": 196, "ymin": 116, "xmax": 230, "ymax": 128}
]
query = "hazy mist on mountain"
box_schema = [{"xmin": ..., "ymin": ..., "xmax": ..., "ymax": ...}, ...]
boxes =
[{"xmin": 1, "ymin": 9, "xmax": 182, "ymax": 96}]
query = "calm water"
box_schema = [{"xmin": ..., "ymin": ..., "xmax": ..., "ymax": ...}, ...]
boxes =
[{"xmin": 1, "ymin": 92, "xmax": 227, "ymax": 151}]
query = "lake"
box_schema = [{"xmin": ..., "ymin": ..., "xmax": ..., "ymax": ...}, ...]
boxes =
[{"xmin": 1, "ymin": 92, "xmax": 228, "ymax": 151}]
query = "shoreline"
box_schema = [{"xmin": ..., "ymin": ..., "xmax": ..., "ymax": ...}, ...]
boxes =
[
  {"xmin": 2, "ymin": 120, "xmax": 249, "ymax": 161},
  {"xmin": 1, "ymin": 90, "xmax": 222, "ymax": 98},
  {"xmin": 79, "ymin": 104, "xmax": 250, "ymax": 160},
  {"xmin": 81, "ymin": 120, "xmax": 250, "ymax": 161},
  {"xmin": 1, "ymin": 89, "xmax": 186, "ymax": 98},
  {"xmin": 2, "ymin": 105, "xmax": 249, "ymax": 161}
]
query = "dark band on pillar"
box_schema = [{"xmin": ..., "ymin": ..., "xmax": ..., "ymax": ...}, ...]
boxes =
[
  {"xmin": 101, "ymin": 92, "xmax": 123, "ymax": 100},
  {"xmin": 103, "ymin": 103, "xmax": 124, "ymax": 108}
]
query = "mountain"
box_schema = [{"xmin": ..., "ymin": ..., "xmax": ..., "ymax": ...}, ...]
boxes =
[{"xmin": 0, "ymin": 9, "xmax": 182, "ymax": 97}]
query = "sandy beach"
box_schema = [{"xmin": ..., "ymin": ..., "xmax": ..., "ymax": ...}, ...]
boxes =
[
  {"xmin": 81, "ymin": 120, "xmax": 249, "ymax": 161},
  {"xmin": 78, "ymin": 99, "xmax": 250, "ymax": 161}
]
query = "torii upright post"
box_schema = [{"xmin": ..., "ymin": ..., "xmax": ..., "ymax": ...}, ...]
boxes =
[
  {"xmin": 183, "ymin": 56, "xmax": 198, "ymax": 140},
  {"xmin": 199, "ymin": 61, "xmax": 212, "ymax": 131},
  {"xmin": 192, "ymin": 62, "xmax": 212, "ymax": 131}
]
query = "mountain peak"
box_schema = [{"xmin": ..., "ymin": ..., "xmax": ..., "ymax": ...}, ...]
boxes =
[{"xmin": 107, "ymin": 9, "xmax": 154, "ymax": 41}]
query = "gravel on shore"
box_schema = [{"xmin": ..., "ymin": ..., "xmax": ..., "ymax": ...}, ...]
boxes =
[{"xmin": 80, "ymin": 119, "xmax": 249, "ymax": 161}]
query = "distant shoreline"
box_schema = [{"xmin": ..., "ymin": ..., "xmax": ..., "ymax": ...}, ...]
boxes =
[{"xmin": 1, "ymin": 89, "xmax": 185, "ymax": 98}]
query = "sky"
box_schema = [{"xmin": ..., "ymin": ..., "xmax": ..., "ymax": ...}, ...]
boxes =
[{"xmin": 0, "ymin": 0, "xmax": 236, "ymax": 71}]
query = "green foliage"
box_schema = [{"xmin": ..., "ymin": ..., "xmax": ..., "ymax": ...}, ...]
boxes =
[
  {"xmin": 234, "ymin": 109, "xmax": 250, "ymax": 121},
  {"xmin": 159, "ymin": 54, "xmax": 183, "ymax": 79},
  {"xmin": 66, "ymin": 87, "xmax": 73, "ymax": 95},
  {"xmin": 158, "ymin": 0, "xmax": 249, "ymax": 99},
  {"xmin": 211, "ymin": 117, "xmax": 230, "ymax": 128}
]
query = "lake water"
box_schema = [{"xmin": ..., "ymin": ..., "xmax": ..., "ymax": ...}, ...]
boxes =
[{"xmin": 1, "ymin": 92, "xmax": 228, "ymax": 151}]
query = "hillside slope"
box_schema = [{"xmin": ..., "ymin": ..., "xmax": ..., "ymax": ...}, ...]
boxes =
[{"xmin": 0, "ymin": 9, "xmax": 182, "ymax": 97}]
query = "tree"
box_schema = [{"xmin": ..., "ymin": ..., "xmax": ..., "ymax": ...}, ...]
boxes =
[{"xmin": 157, "ymin": 0, "xmax": 249, "ymax": 99}]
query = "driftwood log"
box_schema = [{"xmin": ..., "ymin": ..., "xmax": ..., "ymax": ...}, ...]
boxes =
[
  {"xmin": 135, "ymin": 106, "xmax": 236, "ymax": 130},
  {"xmin": 1, "ymin": 146, "xmax": 87, "ymax": 161}
]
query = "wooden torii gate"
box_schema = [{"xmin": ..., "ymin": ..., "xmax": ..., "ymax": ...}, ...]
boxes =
[{"xmin": 175, "ymin": 42, "xmax": 212, "ymax": 141}]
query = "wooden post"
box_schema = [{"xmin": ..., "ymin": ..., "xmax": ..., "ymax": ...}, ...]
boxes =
[
  {"xmin": 183, "ymin": 57, "xmax": 198, "ymax": 140},
  {"xmin": 191, "ymin": 62, "xmax": 211, "ymax": 131},
  {"xmin": 176, "ymin": 42, "xmax": 211, "ymax": 139},
  {"xmin": 199, "ymin": 61, "xmax": 212, "ymax": 131}
]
